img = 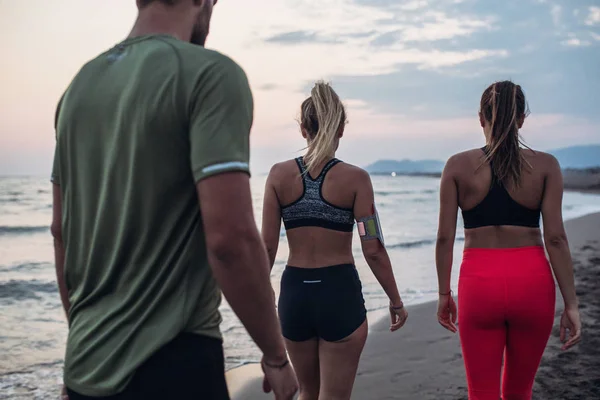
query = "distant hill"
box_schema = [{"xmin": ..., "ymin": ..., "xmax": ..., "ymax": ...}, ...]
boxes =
[
  {"xmin": 364, "ymin": 144, "xmax": 600, "ymax": 175},
  {"xmin": 548, "ymin": 145, "xmax": 600, "ymax": 169},
  {"xmin": 364, "ymin": 159, "xmax": 445, "ymax": 174}
]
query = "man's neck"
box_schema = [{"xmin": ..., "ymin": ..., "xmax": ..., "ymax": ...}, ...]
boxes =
[{"xmin": 128, "ymin": 8, "xmax": 193, "ymax": 43}]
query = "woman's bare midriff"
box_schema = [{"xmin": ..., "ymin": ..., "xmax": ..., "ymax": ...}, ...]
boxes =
[
  {"xmin": 464, "ymin": 225, "xmax": 544, "ymax": 249},
  {"xmin": 286, "ymin": 228, "xmax": 355, "ymax": 268}
]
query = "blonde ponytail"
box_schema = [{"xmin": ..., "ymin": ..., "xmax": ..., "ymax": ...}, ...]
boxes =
[{"xmin": 300, "ymin": 81, "xmax": 346, "ymax": 173}]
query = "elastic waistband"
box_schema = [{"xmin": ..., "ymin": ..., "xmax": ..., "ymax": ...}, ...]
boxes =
[
  {"xmin": 461, "ymin": 246, "xmax": 550, "ymax": 277},
  {"xmin": 463, "ymin": 245, "xmax": 545, "ymax": 256},
  {"xmin": 284, "ymin": 263, "xmax": 355, "ymax": 278}
]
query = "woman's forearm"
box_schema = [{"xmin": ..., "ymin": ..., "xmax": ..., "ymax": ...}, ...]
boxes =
[
  {"xmin": 263, "ymin": 236, "xmax": 279, "ymax": 272},
  {"xmin": 545, "ymin": 234, "xmax": 578, "ymax": 308},
  {"xmin": 436, "ymin": 238, "xmax": 454, "ymax": 293},
  {"xmin": 365, "ymin": 250, "xmax": 402, "ymax": 305}
]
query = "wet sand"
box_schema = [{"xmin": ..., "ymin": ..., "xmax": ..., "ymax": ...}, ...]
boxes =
[
  {"xmin": 533, "ymin": 213, "xmax": 600, "ymax": 399},
  {"xmin": 228, "ymin": 213, "xmax": 600, "ymax": 399}
]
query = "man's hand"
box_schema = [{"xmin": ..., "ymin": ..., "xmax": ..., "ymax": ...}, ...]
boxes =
[{"xmin": 261, "ymin": 357, "xmax": 298, "ymax": 400}]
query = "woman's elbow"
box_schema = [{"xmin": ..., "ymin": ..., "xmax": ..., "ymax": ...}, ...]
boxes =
[
  {"xmin": 436, "ymin": 234, "xmax": 455, "ymax": 247},
  {"xmin": 265, "ymin": 246, "xmax": 277, "ymax": 261},
  {"xmin": 363, "ymin": 242, "xmax": 385, "ymax": 263},
  {"xmin": 544, "ymin": 231, "xmax": 568, "ymax": 248},
  {"xmin": 263, "ymin": 240, "xmax": 278, "ymax": 259}
]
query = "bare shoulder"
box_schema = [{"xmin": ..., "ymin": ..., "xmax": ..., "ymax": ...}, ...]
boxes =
[
  {"xmin": 268, "ymin": 159, "xmax": 297, "ymax": 176},
  {"xmin": 336, "ymin": 162, "xmax": 371, "ymax": 184},
  {"xmin": 266, "ymin": 160, "xmax": 299, "ymax": 188},
  {"xmin": 444, "ymin": 149, "xmax": 480, "ymax": 174},
  {"xmin": 532, "ymin": 149, "xmax": 560, "ymax": 165},
  {"xmin": 524, "ymin": 149, "xmax": 561, "ymax": 172}
]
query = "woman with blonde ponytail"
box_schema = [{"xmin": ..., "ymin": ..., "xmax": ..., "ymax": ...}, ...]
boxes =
[
  {"xmin": 435, "ymin": 80, "xmax": 582, "ymax": 399},
  {"xmin": 261, "ymin": 81, "xmax": 407, "ymax": 400}
]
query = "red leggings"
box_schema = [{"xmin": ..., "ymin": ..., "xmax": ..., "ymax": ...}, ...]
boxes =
[{"xmin": 458, "ymin": 246, "xmax": 555, "ymax": 400}]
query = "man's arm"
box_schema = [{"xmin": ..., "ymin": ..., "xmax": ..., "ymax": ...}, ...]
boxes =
[
  {"xmin": 52, "ymin": 92, "xmax": 69, "ymax": 318},
  {"xmin": 188, "ymin": 54, "xmax": 287, "ymax": 364},
  {"xmin": 198, "ymin": 172, "xmax": 287, "ymax": 364},
  {"xmin": 51, "ymin": 183, "xmax": 70, "ymax": 318}
]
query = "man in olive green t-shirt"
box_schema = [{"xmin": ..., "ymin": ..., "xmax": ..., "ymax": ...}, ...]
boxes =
[{"xmin": 51, "ymin": 1, "xmax": 297, "ymax": 399}]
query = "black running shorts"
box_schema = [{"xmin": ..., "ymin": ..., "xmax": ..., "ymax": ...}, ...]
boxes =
[{"xmin": 278, "ymin": 264, "xmax": 367, "ymax": 342}]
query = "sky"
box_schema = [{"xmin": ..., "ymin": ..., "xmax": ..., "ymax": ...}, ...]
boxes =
[{"xmin": 1, "ymin": 0, "xmax": 599, "ymax": 176}]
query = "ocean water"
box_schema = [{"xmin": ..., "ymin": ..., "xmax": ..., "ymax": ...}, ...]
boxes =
[{"xmin": 1, "ymin": 175, "xmax": 600, "ymax": 399}]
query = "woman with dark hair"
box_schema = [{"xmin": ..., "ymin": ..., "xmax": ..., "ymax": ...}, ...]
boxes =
[
  {"xmin": 261, "ymin": 81, "xmax": 408, "ymax": 400},
  {"xmin": 435, "ymin": 80, "xmax": 582, "ymax": 399}
]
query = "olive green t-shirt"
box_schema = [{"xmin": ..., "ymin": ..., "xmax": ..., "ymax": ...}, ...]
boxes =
[{"xmin": 51, "ymin": 35, "xmax": 253, "ymax": 397}]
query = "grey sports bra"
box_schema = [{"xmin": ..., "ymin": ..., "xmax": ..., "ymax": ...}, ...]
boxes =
[{"xmin": 280, "ymin": 157, "xmax": 355, "ymax": 232}]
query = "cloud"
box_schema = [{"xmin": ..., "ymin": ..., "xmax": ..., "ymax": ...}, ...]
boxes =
[
  {"xmin": 257, "ymin": 83, "xmax": 279, "ymax": 91},
  {"xmin": 585, "ymin": 6, "xmax": 600, "ymax": 26},
  {"xmin": 401, "ymin": 12, "xmax": 494, "ymax": 42},
  {"xmin": 551, "ymin": 4, "xmax": 562, "ymax": 27},
  {"xmin": 214, "ymin": 0, "xmax": 599, "ymax": 158},
  {"xmin": 520, "ymin": 44, "xmax": 537, "ymax": 53},
  {"xmin": 404, "ymin": 48, "xmax": 509, "ymax": 69},
  {"xmin": 561, "ymin": 33, "xmax": 591, "ymax": 47},
  {"xmin": 350, "ymin": 0, "xmax": 416, "ymax": 8},
  {"xmin": 236, "ymin": 0, "xmax": 507, "ymax": 94},
  {"xmin": 2, "ymin": 0, "xmax": 600, "ymax": 177},
  {"xmin": 342, "ymin": 30, "xmax": 378, "ymax": 39},
  {"xmin": 252, "ymin": 0, "xmax": 504, "ymax": 85},
  {"xmin": 371, "ymin": 31, "xmax": 399, "ymax": 47},
  {"xmin": 399, "ymin": 0, "xmax": 429, "ymax": 11},
  {"xmin": 264, "ymin": 30, "xmax": 340, "ymax": 44},
  {"xmin": 367, "ymin": 11, "xmax": 495, "ymax": 45},
  {"xmin": 344, "ymin": 99, "xmax": 371, "ymax": 110}
]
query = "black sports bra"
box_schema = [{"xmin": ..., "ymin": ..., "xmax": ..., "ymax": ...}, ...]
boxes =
[
  {"xmin": 280, "ymin": 157, "xmax": 355, "ymax": 232},
  {"xmin": 461, "ymin": 148, "xmax": 541, "ymax": 229}
]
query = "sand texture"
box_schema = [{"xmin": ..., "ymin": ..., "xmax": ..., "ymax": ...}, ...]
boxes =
[{"xmin": 228, "ymin": 213, "xmax": 600, "ymax": 399}]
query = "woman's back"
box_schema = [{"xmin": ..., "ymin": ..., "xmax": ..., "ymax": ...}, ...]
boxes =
[
  {"xmin": 262, "ymin": 81, "xmax": 406, "ymax": 400},
  {"xmin": 271, "ymin": 157, "xmax": 363, "ymax": 268},
  {"xmin": 450, "ymin": 147, "xmax": 557, "ymax": 249},
  {"xmin": 440, "ymin": 147, "xmax": 578, "ymax": 397},
  {"xmin": 436, "ymin": 80, "xmax": 581, "ymax": 400}
]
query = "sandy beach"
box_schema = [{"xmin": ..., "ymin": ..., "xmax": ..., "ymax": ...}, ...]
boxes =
[{"xmin": 227, "ymin": 212, "xmax": 600, "ymax": 400}]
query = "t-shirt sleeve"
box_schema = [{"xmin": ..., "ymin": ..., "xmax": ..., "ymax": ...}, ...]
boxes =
[
  {"xmin": 51, "ymin": 94, "xmax": 65, "ymax": 185},
  {"xmin": 189, "ymin": 55, "xmax": 254, "ymax": 182}
]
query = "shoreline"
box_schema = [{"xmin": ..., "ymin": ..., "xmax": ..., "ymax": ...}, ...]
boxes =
[
  {"xmin": 1, "ymin": 210, "xmax": 599, "ymax": 398},
  {"xmin": 227, "ymin": 213, "xmax": 600, "ymax": 399},
  {"xmin": 565, "ymin": 187, "xmax": 600, "ymax": 195}
]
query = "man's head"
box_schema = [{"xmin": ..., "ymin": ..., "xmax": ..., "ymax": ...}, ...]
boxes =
[{"xmin": 136, "ymin": 0, "xmax": 218, "ymax": 46}]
